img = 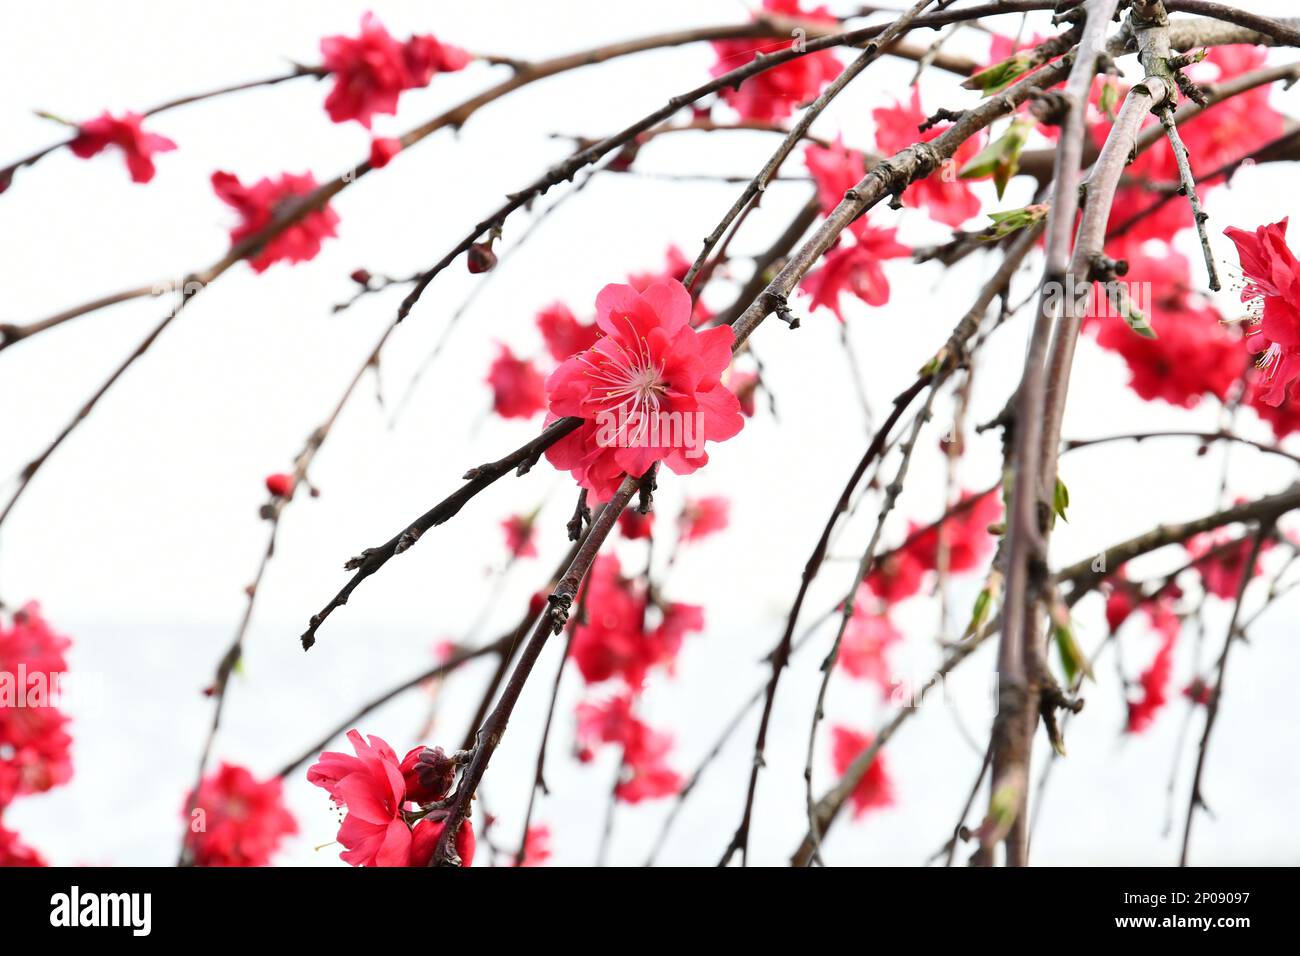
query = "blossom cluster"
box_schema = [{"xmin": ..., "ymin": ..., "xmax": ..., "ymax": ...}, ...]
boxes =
[
  {"xmin": 308, "ymin": 731, "xmax": 474, "ymax": 867},
  {"xmin": 0, "ymin": 604, "xmax": 74, "ymax": 866},
  {"xmin": 835, "ymin": 489, "xmax": 1002, "ymax": 819},
  {"xmin": 51, "ymin": 13, "xmax": 472, "ymax": 269}
]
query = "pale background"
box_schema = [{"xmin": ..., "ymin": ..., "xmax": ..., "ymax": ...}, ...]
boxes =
[{"xmin": 1, "ymin": 1, "xmax": 1297, "ymax": 866}]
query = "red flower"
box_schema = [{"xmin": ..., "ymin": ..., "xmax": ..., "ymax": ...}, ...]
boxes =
[
  {"xmin": 908, "ymin": 489, "xmax": 1001, "ymax": 574},
  {"xmin": 1246, "ymin": 373, "xmax": 1300, "ymax": 438},
  {"xmin": 1224, "ymin": 218, "xmax": 1300, "ymax": 406},
  {"xmin": 537, "ymin": 302, "xmax": 600, "ymax": 362},
  {"xmin": 1185, "ymin": 531, "xmax": 1270, "ymax": 601},
  {"xmin": 800, "ymin": 218, "xmax": 910, "ymax": 320},
  {"xmin": 873, "ymin": 88, "xmax": 982, "ymax": 227},
  {"xmin": 501, "ymin": 513, "xmax": 539, "ymax": 558},
  {"xmin": 838, "ymin": 605, "xmax": 901, "ymax": 694},
  {"xmin": 516, "ymin": 825, "xmax": 552, "ymax": 867},
  {"xmin": 544, "ymin": 280, "xmax": 744, "ymax": 501},
  {"xmin": 69, "ymin": 111, "xmax": 176, "ymax": 183},
  {"xmin": 864, "ymin": 551, "xmax": 926, "ymax": 605},
  {"xmin": 402, "ymin": 32, "xmax": 472, "ymax": 85},
  {"xmin": 1090, "ymin": 249, "xmax": 1241, "ymax": 408},
  {"xmin": 408, "ymin": 817, "xmax": 476, "ymax": 867},
  {"xmin": 487, "ymin": 344, "xmax": 548, "ymax": 419},
  {"xmin": 0, "ymin": 824, "xmax": 46, "ymax": 867},
  {"xmin": 570, "ymin": 555, "xmax": 647, "ymax": 685},
  {"xmin": 182, "ymin": 763, "xmax": 297, "ymax": 867},
  {"xmin": 618, "ymin": 509, "xmax": 655, "ymax": 540},
  {"xmin": 264, "ymin": 473, "xmax": 295, "ymax": 498},
  {"xmin": 575, "ymin": 695, "xmax": 683, "ymax": 803},
  {"xmin": 211, "ymin": 170, "xmax": 340, "ymax": 272},
  {"xmin": 831, "ymin": 726, "xmax": 894, "ymax": 819},
  {"xmin": 568, "ymin": 555, "xmax": 701, "ymax": 687},
  {"xmin": 307, "ymin": 730, "xmax": 412, "ymax": 867},
  {"xmin": 0, "ymin": 604, "xmax": 73, "ymax": 808},
  {"xmin": 369, "ymin": 137, "xmax": 402, "ymax": 168},
  {"xmin": 679, "ymin": 495, "xmax": 730, "ymax": 543},
  {"xmin": 320, "ymin": 14, "xmax": 469, "ymax": 127},
  {"xmin": 1104, "ymin": 570, "xmax": 1138, "ymax": 633},
  {"xmin": 1126, "ymin": 619, "xmax": 1179, "ymax": 734},
  {"xmin": 710, "ymin": 0, "xmax": 842, "ymax": 123}
]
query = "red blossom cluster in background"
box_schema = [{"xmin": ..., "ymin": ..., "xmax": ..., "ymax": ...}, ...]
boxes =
[
  {"xmin": 829, "ymin": 490, "xmax": 1002, "ymax": 814},
  {"xmin": 1084, "ymin": 46, "xmax": 1288, "ymax": 424},
  {"xmin": 320, "ymin": 12, "xmax": 469, "ymax": 129},
  {"xmin": 1104, "ymin": 511, "xmax": 1273, "ymax": 736},
  {"xmin": 709, "ymin": 0, "xmax": 842, "ymax": 124},
  {"xmin": 68, "ymin": 112, "xmax": 176, "ymax": 184},
  {"xmin": 182, "ymin": 764, "xmax": 297, "ymax": 867},
  {"xmin": 563, "ymin": 495, "xmax": 732, "ymax": 807},
  {"xmin": 0, "ymin": 604, "xmax": 74, "ymax": 867}
]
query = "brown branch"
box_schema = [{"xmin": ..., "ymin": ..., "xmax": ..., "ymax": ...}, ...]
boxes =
[
  {"xmin": 299, "ymin": 416, "xmax": 580, "ymax": 649},
  {"xmin": 683, "ymin": 0, "xmax": 944, "ymax": 289},
  {"xmin": 791, "ymin": 483, "xmax": 1300, "ymax": 864},
  {"xmin": 274, "ymin": 634, "xmax": 513, "ymax": 780},
  {"xmin": 430, "ymin": 475, "xmax": 641, "ymax": 865},
  {"xmin": 0, "ymin": 65, "xmax": 327, "ymax": 194},
  {"xmin": 802, "ymin": 369, "xmax": 942, "ymax": 867},
  {"xmin": 1178, "ymin": 518, "xmax": 1272, "ymax": 865}
]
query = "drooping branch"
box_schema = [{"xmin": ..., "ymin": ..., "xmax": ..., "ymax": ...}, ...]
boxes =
[
  {"xmin": 430, "ymin": 476, "xmax": 641, "ymax": 865},
  {"xmin": 986, "ymin": 0, "xmax": 1122, "ymax": 868},
  {"xmin": 1178, "ymin": 518, "xmax": 1272, "ymax": 866},
  {"xmin": 300, "ymin": 416, "xmax": 581, "ymax": 649},
  {"xmin": 791, "ymin": 482, "xmax": 1300, "ymax": 864}
]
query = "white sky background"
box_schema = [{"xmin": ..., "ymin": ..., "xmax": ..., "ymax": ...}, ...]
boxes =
[{"xmin": 2, "ymin": 1, "xmax": 1299, "ymax": 866}]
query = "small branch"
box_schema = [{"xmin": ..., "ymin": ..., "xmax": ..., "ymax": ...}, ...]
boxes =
[
  {"xmin": 299, "ymin": 417, "xmax": 581, "ymax": 649},
  {"xmin": 1179, "ymin": 519, "xmax": 1273, "ymax": 866},
  {"xmin": 430, "ymin": 475, "xmax": 641, "ymax": 866},
  {"xmin": 802, "ymin": 374, "xmax": 942, "ymax": 867},
  {"xmin": 1156, "ymin": 105, "xmax": 1220, "ymax": 290}
]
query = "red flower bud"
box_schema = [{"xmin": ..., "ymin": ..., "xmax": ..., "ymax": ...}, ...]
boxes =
[
  {"xmin": 400, "ymin": 745, "xmax": 456, "ymax": 804},
  {"xmin": 265, "ymin": 473, "xmax": 295, "ymax": 497},
  {"xmin": 467, "ymin": 242, "xmax": 497, "ymax": 274},
  {"xmin": 350, "ymin": 268, "xmax": 372, "ymax": 286}
]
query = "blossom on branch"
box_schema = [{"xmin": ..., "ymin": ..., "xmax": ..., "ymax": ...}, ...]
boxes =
[
  {"xmin": 487, "ymin": 344, "xmax": 548, "ymax": 420},
  {"xmin": 709, "ymin": 0, "xmax": 842, "ymax": 123},
  {"xmin": 800, "ymin": 217, "xmax": 911, "ymax": 321},
  {"xmin": 320, "ymin": 13, "xmax": 470, "ymax": 127},
  {"xmin": 211, "ymin": 170, "xmax": 340, "ymax": 272},
  {"xmin": 0, "ymin": 603, "xmax": 73, "ymax": 809},
  {"xmin": 831, "ymin": 726, "xmax": 894, "ymax": 819},
  {"xmin": 873, "ymin": 88, "xmax": 982, "ymax": 228},
  {"xmin": 1225, "ymin": 218, "xmax": 1300, "ymax": 407},
  {"xmin": 69, "ymin": 111, "xmax": 176, "ymax": 183},
  {"xmin": 307, "ymin": 729, "xmax": 472, "ymax": 867},
  {"xmin": 544, "ymin": 279, "xmax": 743, "ymax": 502},
  {"xmin": 182, "ymin": 763, "xmax": 297, "ymax": 867},
  {"xmin": 575, "ymin": 695, "xmax": 683, "ymax": 803}
]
